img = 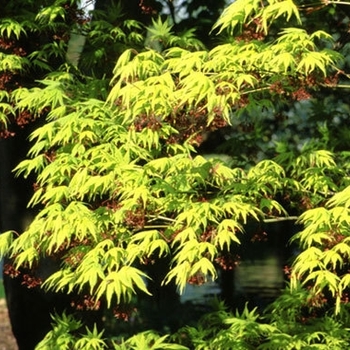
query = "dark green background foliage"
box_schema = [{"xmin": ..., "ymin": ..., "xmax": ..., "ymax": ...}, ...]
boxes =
[{"xmin": 1, "ymin": 0, "xmax": 350, "ymax": 349}]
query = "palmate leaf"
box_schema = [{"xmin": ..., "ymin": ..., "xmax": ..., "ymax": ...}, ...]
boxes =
[
  {"xmin": 162, "ymin": 261, "xmax": 191, "ymax": 294},
  {"xmin": 211, "ymin": 0, "xmax": 261, "ymax": 35},
  {"xmin": 74, "ymin": 324, "xmax": 107, "ymax": 350},
  {"xmin": 295, "ymin": 227, "xmax": 333, "ymax": 249},
  {"xmin": 190, "ymin": 258, "xmax": 218, "ymax": 281},
  {"xmin": 74, "ymin": 260, "xmax": 106, "ymax": 295},
  {"xmin": 14, "ymin": 247, "xmax": 39, "ymax": 269},
  {"xmin": 13, "ymin": 80, "xmax": 70, "ymax": 114},
  {"xmin": 175, "ymin": 208, "xmax": 207, "ymax": 231},
  {"xmin": 0, "ymin": 231, "xmax": 15, "ymax": 258},
  {"xmin": 172, "ymin": 239, "xmax": 206, "ymax": 263},
  {"xmin": 35, "ymin": 5, "xmax": 66, "ymax": 24},
  {"xmin": 95, "ymin": 266, "xmax": 151, "ymax": 307},
  {"xmin": 213, "ymin": 0, "xmax": 300, "ymax": 35},
  {"xmin": 303, "ymin": 270, "xmax": 340, "ymax": 297},
  {"xmin": 291, "ymin": 246, "xmax": 324, "ymax": 287},
  {"xmin": 13, "ymin": 155, "xmax": 47, "ymax": 180},
  {"xmin": 297, "ymin": 51, "xmax": 332, "ymax": 76},
  {"xmin": 177, "ymin": 71, "xmax": 215, "ymax": 106},
  {"xmin": 327, "ymin": 186, "xmax": 350, "ymax": 208},
  {"xmin": 333, "ymin": 241, "xmax": 350, "ymax": 258},
  {"xmin": 297, "ymin": 207, "xmax": 331, "ymax": 227},
  {"xmin": 269, "ymin": 52, "xmax": 296, "ymax": 73},
  {"xmin": 328, "ymin": 207, "xmax": 350, "ymax": 226},
  {"xmin": 215, "ymin": 219, "xmax": 242, "ymax": 250},
  {"xmin": 221, "ymin": 198, "xmax": 261, "ymax": 223},
  {"xmin": 339, "ymin": 274, "xmax": 350, "ymax": 292},
  {"xmin": 175, "ymin": 241, "xmax": 217, "ymax": 266},
  {"xmin": 322, "ymin": 249, "xmax": 344, "ymax": 270},
  {"xmin": 9, "ymin": 224, "xmax": 42, "ymax": 255},
  {"xmin": 0, "ymin": 102, "xmax": 14, "ymax": 127},
  {"xmin": 275, "ymin": 28, "xmax": 315, "ymax": 48},
  {"xmin": 0, "ymin": 19, "xmax": 26, "ymax": 39},
  {"xmin": 167, "ymin": 238, "xmax": 218, "ymax": 293},
  {"xmin": 127, "ymin": 230, "xmax": 170, "ymax": 263},
  {"xmin": 115, "ymin": 331, "xmax": 189, "ymax": 350},
  {"xmin": 0, "ymin": 53, "xmax": 28, "ymax": 71},
  {"xmin": 146, "ymin": 16, "xmax": 174, "ymax": 45},
  {"xmin": 259, "ymin": 198, "xmax": 287, "ymax": 215},
  {"xmin": 145, "ymin": 157, "xmax": 173, "ymax": 174},
  {"xmin": 235, "ymin": 74, "xmax": 258, "ymax": 90},
  {"xmin": 42, "ymin": 268, "xmax": 76, "ymax": 293},
  {"xmin": 261, "ymin": 0, "xmax": 301, "ymax": 33},
  {"xmin": 41, "ymin": 185, "xmax": 70, "ymax": 204},
  {"xmin": 171, "ymin": 227, "xmax": 197, "ymax": 247}
]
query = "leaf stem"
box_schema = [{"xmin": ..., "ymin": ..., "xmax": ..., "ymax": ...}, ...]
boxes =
[{"xmin": 263, "ymin": 216, "xmax": 299, "ymax": 223}]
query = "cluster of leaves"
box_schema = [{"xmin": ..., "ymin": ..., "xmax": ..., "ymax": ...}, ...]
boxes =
[
  {"xmin": 0, "ymin": 0, "xmax": 148, "ymax": 136},
  {"xmin": 290, "ymin": 185, "xmax": 350, "ymax": 315},
  {"xmin": 34, "ymin": 312, "xmax": 187, "ymax": 350},
  {"xmin": 35, "ymin": 297, "xmax": 350, "ymax": 349},
  {"xmin": 1, "ymin": 0, "xmax": 350, "ymax": 348}
]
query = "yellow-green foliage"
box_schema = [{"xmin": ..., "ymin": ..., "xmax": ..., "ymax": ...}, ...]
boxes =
[
  {"xmin": 0, "ymin": 0, "xmax": 346, "ymax": 311},
  {"xmin": 1, "ymin": 0, "xmax": 350, "ymax": 348}
]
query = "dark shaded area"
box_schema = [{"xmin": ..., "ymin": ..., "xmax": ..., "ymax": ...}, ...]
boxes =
[
  {"xmin": 0, "ymin": 123, "xmax": 68, "ymax": 350},
  {"xmin": 221, "ymin": 220, "xmax": 300, "ymax": 312}
]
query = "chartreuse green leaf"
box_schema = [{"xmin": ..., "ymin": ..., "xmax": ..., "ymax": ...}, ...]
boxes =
[
  {"xmin": 127, "ymin": 230, "xmax": 170, "ymax": 263},
  {"xmin": 261, "ymin": 0, "xmax": 301, "ymax": 33},
  {"xmin": 10, "ymin": 229, "xmax": 41, "ymax": 262},
  {"xmin": 327, "ymin": 186, "xmax": 350, "ymax": 208},
  {"xmin": 0, "ymin": 102, "xmax": 14, "ymax": 127},
  {"xmin": 291, "ymin": 185, "xmax": 350, "ymax": 314},
  {"xmin": 114, "ymin": 331, "xmax": 189, "ymax": 350},
  {"xmin": 0, "ymin": 231, "xmax": 15, "ymax": 258},
  {"xmin": 297, "ymin": 51, "xmax": 330, "ymax": 76},
  {"xmin": 190, "ymin": 257, "xmax": 217, "ymax": 280},
  {"xmin": 215, "ymin": 219, "xmax": 242, "ymax": 250},
  {"xmin": 35, "ymin": 313, "xmax": 81, "ymax": 350},
  {"xmin": 303, "ymin": 270, "xmax": 340, "ymax": 297},
  {"xmin": 0, "ymin": 18, "xmax": 26, "ymax": 39},
  {"xmin": 211, "ymin": 0, "xmax": 261, "ymax": 35},
  {"xmin": 164, "ymin": 238, "xmax": 218, "ymax": 293},
  {"xmin": 95, "ymin": 266, "xmax": 151, "ymax": 307},
  {"xmin": 162, "ymin": 261, "xmax": 191, "ymax": 295},
  {"xmin": 36, "ymin": 5, "xmax": 66, "ymax": 24},
  {"xmin": 74, "ymin": 324, "xmax": 107, "ymax": 350}
]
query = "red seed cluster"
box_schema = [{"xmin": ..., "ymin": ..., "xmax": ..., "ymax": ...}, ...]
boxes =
[
  {"xmin": 4, "ymin": 263, "xmax": 42, "ymax": 288},
  {"xmin": 21, "ymin": 274, "xmax": 42, "ymax": 288},
  {"xmin": 236, "ymin": 20, "xmax": 266, "ymax": 42},
  {"xmin": 125, "ymin": 208, "xmax": 146, "ymax": 229},
  {"xmin": 71, "ymin": 294, "xmax": 101, "ymax": 311},
  {"xmin": 16, "ymin": 109, "xmax": 35, "ymax": 127},
  {"xmin": 283, "ymin": 265, "xmax": 292, "ymax": 279},
  {"xmin": 3, "ymin": 263, "xmax": 21, "ymax": 278},
  {"xmin": 64, "ymin": 3, "xmax": 91, "ymax": 26},
  {"xmin": 251, "ymin": 230, "xmax": 268, "ymax": 243},
  {"xmin": 322, "ymin": 230, "xmax": 346, "ymax": 250},
  {"xmin": 215, "ymin": 253, "xmax": 240, "ymax": 271},
  {"xmin": 200, "ymin": 226, "xmax": 216, "ymax": 242},
  {"xmin": 139, "ymin": 0, "xmax": 157, "ymax": 15},
  {"xmin": 291, "ymin": 87, "xmax": 312, "ymax": 101},
  {"xmin": 113, "ymin": 305, "xmax": 137, "ymax": 321},
  {"xmin": 188, "ymin": 272, "xmax": 206, "ymax": 285},
  {"xmin": 306, "ymin": 288, "xmax": 328, "ymax": 308},
  {"xmin": 133, "ymin": 114, "xmax": 162, "ymax": 132}
]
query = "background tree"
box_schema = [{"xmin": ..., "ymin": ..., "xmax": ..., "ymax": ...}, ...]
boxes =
[{"xmin": 1, "ymin": 0, "xmax": 350, "ymax": 349}]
